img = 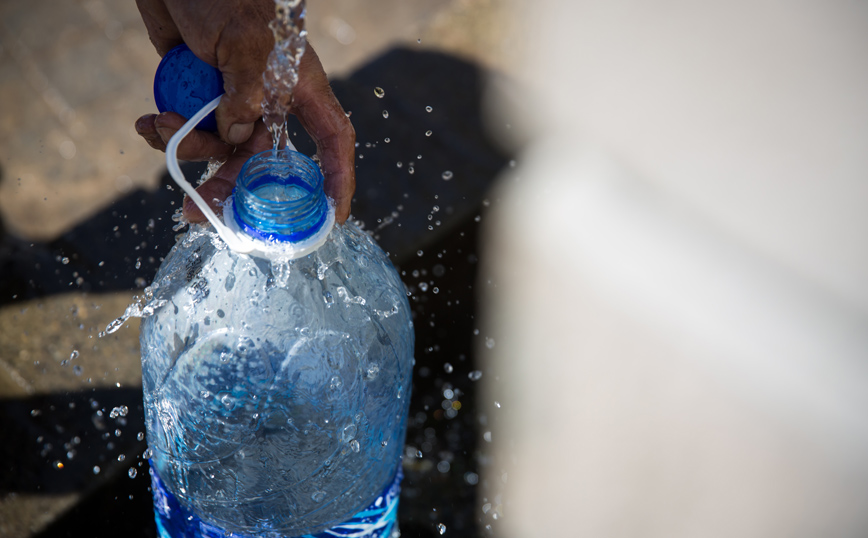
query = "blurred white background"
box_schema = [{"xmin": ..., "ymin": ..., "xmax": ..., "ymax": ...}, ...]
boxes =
[{"xmin": 481, "ymin": 1, "xmax": 868, "ymax": 536}]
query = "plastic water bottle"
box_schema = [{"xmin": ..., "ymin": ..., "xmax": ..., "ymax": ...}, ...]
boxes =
[{"xmin": 141, "ymin": 46, "xmax": 414, "ymax": 538}]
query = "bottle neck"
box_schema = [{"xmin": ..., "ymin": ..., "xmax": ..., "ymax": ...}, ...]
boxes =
[{"xmin": 232, "ymin": 149, "xmax": 329, "ymax": 243}]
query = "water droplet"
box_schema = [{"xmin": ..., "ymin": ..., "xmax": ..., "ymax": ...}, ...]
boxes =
[
  {"xmin": 312, "ymin": 491, "xmax": 327, "ymax": 502},
  {"xmin": 341, "ymin": 423, "xmax": 357, "ymax": 443},
  {"xmin": 69, "ymin": 350, "xmax": 79, "ymax": 361},
  {"xmin": 137, "ymin": 432, "xmax": 145, "ymax": 441},
  {"xmin": 384, "ymin": 137, "xmax": 390, "ymax": 143},
  {"xmin": 117, "ymin": 454, "xmax": 126, "ymax": 462},
  {"xmin": 104, "ymin": 316, "xmax": 126, "ymax": 335},
  {"xmin": 425, "ymin": 130, "xmax": 433, "ymax": 137},
  {"xmin": 426, "ymin": 105, "xmax": 433, "ymax": 113},
  {"xmin": 416, "ymin": 450, "xmax": 423, "ymax": 458},
  {"xmin": 468, "ymin": 370, "xmax": 483, "ymax": 381},
  {"xmin": 72, "ymin": 365, "xmax": 83, "ymax": 376},
  {"xmin": 350, "ymin": 439, "xmax": 360, "ymax": 453},
  {"xmin": 128, "ymin": 468, "xmax": 137, "ymax": 479},
  {"xmin": 483, "ymin": 431, "xmax": 492, "ymax": 442},
  {"xmin": 109, "ymin": 405, "xmax": 129, "ymax": 419},
  {"xmin": 418, "ymin": 282, "xmax": 429, "ymax": 292},
  {"xmin": 494, "ymin": 401, "xmax": 502, "ymax": 408},
  {"xmin": 54, "ymin": 460, "xmax": 64, "ymax": 469},
  {"xmin": 92, "ymin": 465, "xmax": 100, "ymax": 474},
  {"xmin": 381, "ymin": 440, "xmax": 388, "ymax": 447},
  {"xmin": 329, "ymin": 375, "xmax": 343, "ymax": 390},
  {"xmin": 61, "ymin": 257, "xmax": 70, "ymax": 265},
  {"xmin": 437, "ymin": 523, "xmax": 446, "ymax": 534},
  {"xmin": 374, "ymin": 87, "xmax": 385, "ymax": 98},
  {"xmin": 441, "ymin": 170, "xmax": 453, "ymax": 181},
  {"xmin": 396, "ymin": 161, "xmax": 402, "ymax": 168},
  {"xmin": 382, "ymin": 110, "xmax": 389, "ymax": 118},
  {"xmin": 485, "ymin": 337, "xmax": 495, "ymax": 349},
  {"xmin": 143, "ymin": 448, "xmax": 153, "ymax": 459},
  {"xmin": 444, "ymin": 362, "xmax": 453, "ymax": 373}
]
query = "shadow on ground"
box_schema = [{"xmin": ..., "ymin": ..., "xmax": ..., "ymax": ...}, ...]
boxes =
[{"xmin": 0, "ymin": 47, "xmax": 516, "ymax": 538}]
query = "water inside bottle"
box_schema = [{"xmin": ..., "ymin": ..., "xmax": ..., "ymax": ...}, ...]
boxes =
[
  {"xmin": 250, "ymin": 174, "xmax": 311, "ymax": 202},
  {"xmin": 139, "ymin": 220, "xmax": 413, "ymax": 535}
]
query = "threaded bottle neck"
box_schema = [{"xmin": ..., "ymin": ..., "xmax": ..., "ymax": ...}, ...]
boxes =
[{"xmin": 232, "ymin": 149, "xmax": 328, "ymax": 243}]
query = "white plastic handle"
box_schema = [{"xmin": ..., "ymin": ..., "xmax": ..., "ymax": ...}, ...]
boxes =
[{"xmin": 165, "ymin": 95, "xmax": 258, "ymax": 252}]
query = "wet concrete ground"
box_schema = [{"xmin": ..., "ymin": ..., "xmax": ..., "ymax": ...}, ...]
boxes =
[{"xmin": 0, "ymin": 0, "xmax": 518, "ymax": 535}]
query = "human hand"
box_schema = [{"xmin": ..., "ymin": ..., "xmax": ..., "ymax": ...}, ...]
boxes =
[{"xmin": 134, "ymin": 0, "xmax": 355, "ymax": 223}]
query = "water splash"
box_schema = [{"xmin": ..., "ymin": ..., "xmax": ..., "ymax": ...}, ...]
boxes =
[
  {"xmin": 262, "ymin": 0, "xmax": 308, "ymax": 150},
  {"xmin": 101, "ymin": 285, "xmax": 168, "ymax": 337}
]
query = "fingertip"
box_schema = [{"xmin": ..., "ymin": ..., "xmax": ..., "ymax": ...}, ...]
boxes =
[
  {"xmin": 326, "ymin": 185, "xmax": 353, "ymax": 225},
  {"xmin": 154, "ymin": 111, "xmax": 186, "ymax": 129},
  {"xmin": 135, "ymin": 114, "xmax": 157, "ymax": 134},
  {"xmin": 182, "ymin": 195, "xmax": 206, "ymax": 223},
  {"xmin": 334, "ymin": 205, "xmax": 351, "ymax": 225}
]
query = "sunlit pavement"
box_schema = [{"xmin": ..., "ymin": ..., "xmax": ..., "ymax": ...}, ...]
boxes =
[{"xmin": 0, "ymin": 0, "xmax": 517, "ymax": 536}]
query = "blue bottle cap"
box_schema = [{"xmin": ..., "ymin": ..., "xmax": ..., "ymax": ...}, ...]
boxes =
[{"xmin": 153, "ymin": 44, "xmax": 223, "ymax": 132}]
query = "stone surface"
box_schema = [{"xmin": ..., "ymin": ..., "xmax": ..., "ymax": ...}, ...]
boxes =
[
  {"xmin": 0, "ymin": 292, "xmax": 142, "ymax": 396},
  {"xmin": 0, "ymin": 291, "xmax": 143, "ymax": 535}
]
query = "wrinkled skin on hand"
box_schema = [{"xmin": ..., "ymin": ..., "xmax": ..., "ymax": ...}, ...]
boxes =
[{"xmin": 134, "ymin": 0, "xmax": 355, "ymax": 223}]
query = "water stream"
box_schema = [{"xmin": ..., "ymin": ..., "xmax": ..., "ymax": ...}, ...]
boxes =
[{"xmin": 262, "ymin": 0, "xmax": 308, "ymax": 150}]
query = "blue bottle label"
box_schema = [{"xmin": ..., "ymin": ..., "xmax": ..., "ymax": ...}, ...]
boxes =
[{"xmin": 150, "ymin": 462, "xmax": 401, "ymax": 538}]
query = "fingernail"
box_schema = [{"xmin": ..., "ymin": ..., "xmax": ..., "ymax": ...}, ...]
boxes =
[
  {"xmin": 182, "ymin": 196, "xmax": 203, "ymax": 222},
  {"xmin": 156, "ymin": 126, "xmax": 175, "ymax": 142},
  {"xmin": 227, "ymin": 122, "xmax": 254, "ymax": 145}
]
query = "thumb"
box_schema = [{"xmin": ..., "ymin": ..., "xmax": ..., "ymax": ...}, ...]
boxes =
[{"xmin": 214, "ymin": 20, "xmax": 272, "ymax": 145}]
